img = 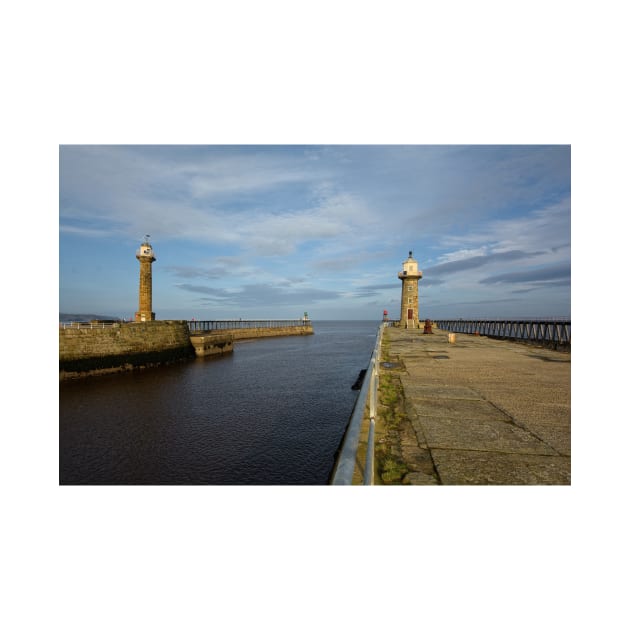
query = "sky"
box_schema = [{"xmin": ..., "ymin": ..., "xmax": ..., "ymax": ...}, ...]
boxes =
[{"xmin": 59, "ymin": 144, "xmax": 570, "ymax": 321}]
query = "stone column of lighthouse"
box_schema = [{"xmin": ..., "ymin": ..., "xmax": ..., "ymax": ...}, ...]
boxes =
[
  {"xmin": 398, "ymin": 251, "xmax": 422, "ymax": 329},
  {"xmin": 135, "ymin": 237, "xmax": 156, "ymax": 322}
]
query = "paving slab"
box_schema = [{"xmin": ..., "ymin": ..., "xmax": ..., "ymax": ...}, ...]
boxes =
[
  {"xmin": 400, "ymin": 444, "xmax": 436, "ymax": 473},
  {"xmin": 411, "ymin": 414, "xmax": 557, "ymax": 455},
  {"xmin": 431, "ymin": 449, "xmax": 571, "ymax": 485},
  {"xmin": 403, "ymin": 471, "xmax": 439, "ymax": 485},
  {"xmin": 398, "ymin": 381, "xmax": 483, "ymax": 400},
  {"xmin": 382, "ymin": 325, "xmax": 571, "ymax": 485},
  {"xmin": 513, "ymin": 420, "xmax": 571, "ymax": 456}
]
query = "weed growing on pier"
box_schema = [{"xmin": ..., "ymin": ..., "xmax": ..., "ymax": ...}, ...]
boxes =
[
  {"xmin": 379, "ymin": 373, "xmax": 405, "ymax": 428},
  {"xmin": 380, "ymin": 456, "xmax": 409, "ymax": 484},
  {"xmin": 375, "ymin": 374, "xmax": 409, "ymax": 483},
  {"xmin": 374, "ymin": 334, "xmax": 410, "ymax": 483}
]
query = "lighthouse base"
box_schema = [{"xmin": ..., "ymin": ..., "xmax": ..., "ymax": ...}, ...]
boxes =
[{"xmin": 135, "ymin": 311, "xmax": 156, "ymax": 322}]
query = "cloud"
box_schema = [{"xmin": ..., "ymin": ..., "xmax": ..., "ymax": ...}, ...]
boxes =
[
  {"xmin": 59, "ymin": 224, "xmax": 114, "ymax": 238},
  {"xmin": 165, "ymin": 266, "xmax": 229, "ymax": 280},
  {"xmin": 425, "ymin": 250, "xmax": 542, "ymax": 276},
  {"xmin": 59, "ymin": 146, "xmax": 377, "ymax": 257},
  {"xmin": 60, "ymin": 146, "xmax": 570, "ymax": 264},
  {"xmin": 419, "ymin": 277, "xmax": 446, "ymax": 287},
  {"xmin": 356, "ymin": 283, "xmax": 397, "ymax": 291},
  {"xmin": 176, "ymin": 282, "xmax": 341, "ymax": 307},
  {"xmin": 233, "ymin": 191, "xmax": 371, "ymax": 256},
  {"xmin": 343, "ymin": 146, "xmax": 570, "ymax": 235},
  {"xmin": 439, "ymin": 196, "xmax": 570, "ymax": 256},
  {"xmin": 344, "ymin": 283, "xmax": 396, "ymax": 298},
  {"xmin": 314, "ymin": 249, "xmax": 392, "ymax": 271},
  {"xmin": 479, "ymin": 263, "xmax": 571, "ymax": 285},
  {"xmin": 175, "ymin": 284, "xmax": 233, "ymax": 298},
  {"xmin": 183, "ymin": 156, "xmax": 316, "ymax": 199}
]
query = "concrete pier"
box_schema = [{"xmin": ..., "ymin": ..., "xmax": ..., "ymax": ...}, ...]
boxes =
[
  {"xmin": 60, "ymin": 320, "xmax": 314, "ymax": 378},
  {"xmin": 59, "ymin": 321, "xmax": 195, "ymax": 379},
  {"xmin": 189, "ymin": 333, "xmax": 234, "ymax": 357},
  {"xmin": 371, "ymin": 325, "xmax": 570, "ymax": 485}
]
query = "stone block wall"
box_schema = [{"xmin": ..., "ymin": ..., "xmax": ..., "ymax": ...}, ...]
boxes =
[
  {"xmin": 229, "ymin": 325, "xmax": 314, "ymax": 340},
  {"xmin": 189, "ymin": 333, "xmax": 234, "ymax": 357},
  {"xmin": 59, "ymin": 321, "xmax": 315, "ymax": 379},
  {"xmin": 59, "ymin": 321, "xmax": 195, "ymax": 378}
]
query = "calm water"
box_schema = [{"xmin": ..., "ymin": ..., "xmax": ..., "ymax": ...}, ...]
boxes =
[{"xmin": 59, "ymin": 320, "xmax": 379, "ymax": 485}]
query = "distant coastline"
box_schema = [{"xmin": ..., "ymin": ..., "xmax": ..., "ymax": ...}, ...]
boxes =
[{"xmin": 59, "ymin": 313, "xmax": 121, "ymax": 323}]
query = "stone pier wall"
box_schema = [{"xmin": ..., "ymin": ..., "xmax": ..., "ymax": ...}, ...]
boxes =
[
  {"xmin": 59, "ymin": 321, "xmax": 315, "ymax": 379},
  {"xmin": 189, "ymin": 333, "xmax": 234, "ymax": 357},
  {"xmin": 228, "ymin": 325, "xmax": 314, "ymax": 341},
  {"xmin": 59, "ymin": 321, "xmax": 195, "ymax": 379}
]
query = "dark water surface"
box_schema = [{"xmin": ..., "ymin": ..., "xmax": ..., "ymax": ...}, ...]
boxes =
[{"xmin": 59, "ymin": 320, "xmax": 378, "ymax": 485}]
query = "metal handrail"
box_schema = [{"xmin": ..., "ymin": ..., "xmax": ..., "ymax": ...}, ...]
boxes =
[
  {"xmin": 188, "ymin": 319, "xmax": 311, "ymax": 332},
  {"xmin": 59, "ymin": 321, "xmax": 122, "ymax": 329},
  {"xmin": 434, "ymin": 319, "xmax": 571, "ymax": 345},
  {"xmin": 363, "ymin": 365, "xmax": 379, "ymax": 486},
  {"xmin": 331, "ymin": 323, "xmax": 383, "ymax": 485}
]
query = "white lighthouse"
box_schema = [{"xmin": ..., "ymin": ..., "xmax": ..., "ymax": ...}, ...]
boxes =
[
  {"xmin": 397, "ymin": 250, "xmax": 422, "ymax": 328},
  {"xmin": 135, "ymin": 235, "xmax": 156, "ymax": 322}
]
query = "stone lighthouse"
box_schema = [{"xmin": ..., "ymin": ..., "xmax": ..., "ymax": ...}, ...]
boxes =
[
  {"xmin": 398, "ymin": 250, "xmax": 422, "ymax": 328},
  {"xmin": 135, "ymin": 236, "xmax": 156, "ymax": 322}
]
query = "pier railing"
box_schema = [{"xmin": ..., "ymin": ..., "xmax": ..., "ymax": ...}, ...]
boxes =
[
  {"xmin": 60, "ymin": 321, "xmax": 121, "ymax": 329},
  {"xmin": 434, "ymin": 319, "xmax": 571, "ymax": 347},
  {"xmin": 330, "ymin": 323, "xmax": 384, "ymax": 485},
  {"xmin": 187, "ymin": 319, "xmax": 311, "ymax": 333}
]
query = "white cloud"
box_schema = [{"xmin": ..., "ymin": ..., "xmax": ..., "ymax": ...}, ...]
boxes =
[
  {"xmin": 59, "ymin": 147, "xmax": 368, "ymax": 254},
  {"xmin": 437, "ymin": 197, "xmax": 570, "ymax": 262},
  {"xmin": 183, "ymin": 158, "xmax": 315, "ymax": 198},
  {"xmin": 219, "ymin": 191, "xmax": 374, "ymax": 256},
  {"xmin": 59, "ymin": 224, "xmax": 114, "ymax": 238},
  {"xmin": 436, "ymin": 247, "xmax": 490, "ymax": 264}
]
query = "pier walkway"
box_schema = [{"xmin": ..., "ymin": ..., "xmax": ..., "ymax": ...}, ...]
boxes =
[{"xmin": 375, "ymin": 325, "xmax": 570, "ymax": 484}]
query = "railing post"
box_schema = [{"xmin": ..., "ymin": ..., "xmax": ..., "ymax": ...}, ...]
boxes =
[
  {"xmin": 364, "ymin": 418, "xmax": 375, "ymax": 486},
  {"xmin": 364, "ymin": 356, "xmax": 378, "ymax": 486}
]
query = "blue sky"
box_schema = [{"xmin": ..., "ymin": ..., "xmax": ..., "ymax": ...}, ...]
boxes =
[{"xmin": 59, "ymin": 145, "xmax": 570, "ymax": 321}]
